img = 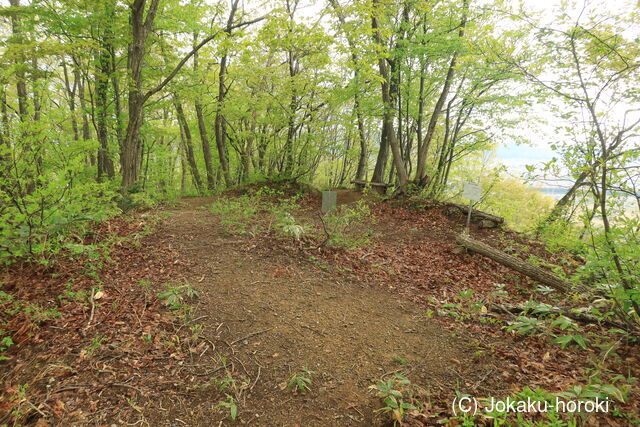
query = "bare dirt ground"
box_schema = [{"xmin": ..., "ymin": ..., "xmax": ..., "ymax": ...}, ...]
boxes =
[
  {"xmin": 143, "ymin": 197, "xmax": 499, "ymax": 426},
  {"xmin": 2, "ymin": 187, "xmax": 637, "ymax": 426}
]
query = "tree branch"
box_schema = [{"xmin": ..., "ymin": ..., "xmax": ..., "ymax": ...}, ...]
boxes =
[{"xmin": 142, "ymin": 15, "xmax": 267, "ymax": 104}]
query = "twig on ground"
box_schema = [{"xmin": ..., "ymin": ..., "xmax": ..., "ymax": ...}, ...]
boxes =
[
  {"xmin": 250, "ymin": 366, "xmax": 261, "ymax": 391},
  {"xmin": 86, "ymin": 288, "xmax": 96, "ymax": 328}
]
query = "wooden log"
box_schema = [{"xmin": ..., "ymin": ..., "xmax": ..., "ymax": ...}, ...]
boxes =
[
  {"xmin": 455, "ymin": 234, "xmax": 573, "ymax": 293},
  {"xmin": 446, "ymin": 202, "xmax": 504, "ymax": 225}
]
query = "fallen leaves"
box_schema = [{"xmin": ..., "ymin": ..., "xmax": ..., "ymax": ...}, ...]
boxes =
[{"xmin": 0, "ymin": 212, "xmax": 195, "ymax": 425}]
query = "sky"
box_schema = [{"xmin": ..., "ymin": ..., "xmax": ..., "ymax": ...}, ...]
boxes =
[{"xmin": 489, "ymin": 0, "xmax": 638, "ymax": 183}]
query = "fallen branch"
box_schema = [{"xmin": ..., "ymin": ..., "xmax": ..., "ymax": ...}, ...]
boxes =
[
  {"xmin": 446, "ymin": 202, "xmax": 504, "ymax": 224},
  {"xmin": 86, "ymin": 288, "xmax": 96, "ymax": 328},
  {"xmin": 456, "ymin": 234, "xmax": 575, "ymax": 293}
]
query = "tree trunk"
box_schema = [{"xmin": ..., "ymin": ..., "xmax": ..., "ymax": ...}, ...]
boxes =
[
  {"xmin": 415, "ymin": 0, "xmax": 468, "ymax": 185},
  {"xmin": 455, "ymin": 234, "xmax": 574, "ymax": 293},
  {"xmin": 61, "ymin": 61, "xmax": 80, "ymax": 141},
  {"xmin": 537, "ymin": 170, "xmax": 589, "ymax": 231},
  {"xmin": 95, "ymin": 44, "xmax": 115, "ymax": 180},
  {"xmin": 110, "ymin": 47, "xmax": 124, "ymax": 157},
  {"xmin": 192, "ymin": 47, "xmax": 216, "ymax": 191},
  {"xmin": 372, "ymin": 120, "xmax": 389, "ymax": 183},
  {"xmin": 174, "ymin": 96, "xmax": 203, "ymax": 192},
  {"xmin": 121, "ymin": 0, "xmax": 161, "ymax": 190},
  {"xmin": 328, "ymin": 0, "xmax": 367, "ymax": 182},
  {"xmin": 370, "ymin": 0, "xmax": 409, "ymax": 190},
  {"xmin": 446, "ymin": 202, "xmax": 504, "ymax": 224},
  {"xmin": 213, "ymin": 0, "xmax": 240, "ymax": 187},
  {"xmin": 9, "ymin": 0, "xmax": 28, "ymax": 121}
]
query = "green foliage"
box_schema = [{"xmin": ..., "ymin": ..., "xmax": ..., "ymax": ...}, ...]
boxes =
[
  {"xmin": 58, "ymin": 283, "xmax": 90, "ymax": 304},
  {"xmin": 371, "ymin": 374, "xmax": 420, "ymax": 425},
  {"xmin": 448, "ymin": 172, "xmax": 555, "ymax": 232},
  {"xmin": 322, "ymin": 200, "xmax": 375, "ymax": 250},
  {"xmin": 116, "ymin": 191, "xmax": 158, "ymax": 212},
  {"xmin": 287, "ymin": 368, "xmax": 314, "ymax": 393},
  {"xmin": 275, "ymin": 212, "xmax": 305, "ymax": 240},
  {"xmin": 537, "ymin": 212, "xmax": 640, "ymax": 328},
  {"xmin": 158, "ymin": 283, "xmax": 199, "ymax": 310},
  {"xmin": 0, "ymin": 178, "xmax": 120, "ymax": 265},
  {"xmin": 0, "ymin": 330, "xmax": 14, "ymax": 361},
  {"xmin": 82, "ymin": 336, "xmax": 105, "ymax": 358},
  {"xmin": 210, "ymin": 186, "xmax": 305, "ymax": 238},
  {"xmin": 506, "ymin": 316, "xmax": 546, "ymax": 335},
  {"xmin": 552, "ymin": 334, "xmax": 589, "ymax": 350},
  {"xmin": 216, "ymin": 395, "xmax": 238, "ymax": 421},
  {"xmin": 210, "ymin": 195, "xmax": 261, "ymax": 235}
]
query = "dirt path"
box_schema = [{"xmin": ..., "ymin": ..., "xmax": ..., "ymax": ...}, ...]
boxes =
[{"xmin": 141, "ymin": 197, "xmax": 487, "ymax": 426}]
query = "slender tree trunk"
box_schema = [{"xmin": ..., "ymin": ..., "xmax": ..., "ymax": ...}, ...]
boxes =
[
  {"xmin": 193, "ymin": 47, "xmax": 216, "ymax": 191},
  {"xmin": 77, "ymin": 70, "xmax": 95, "ymax": 168},
  {"xmin": 372, "ymin": 121, "xmax": 389, "ymax": 183},
  {"xmin": 213, "ymin": 0, "xmax": 240, "ymax": 187},
  {"xmin": 107, "ymin": 46, "xmax": 124, "ymax": 162},
  {"xmin": 371, "ymin": 0, "xmax": 408, "ymax": 190},
  {"xmin": 354, "ymin": 96, "xmax": 368, "ymax": 181},
  {"xmin": 9, "ymin": 0, "xmax": 28, "ymax": 121},
  {"xmin": 95, "ymin": 44, "xmax": 115, "ymax": 180},
  {"xmin": 214, "ymin": 53, "xmax": 232, "ymax": 186},
  {"xmin": 415, "ymin": 0, "xmax": 469, "ymax": 185},
  {"xmin": 242, "ymin": 115, "xmax": 256, "ymax": 180},
  {"xmin": 121, "ymin": 0, "xmax": 161, "ymax": 190},
  {"xmin": 31, "ymin": 57, "xmax": 41, "ymax": 122},
  {"xmin": 538, "ymin": 171, "xmax": 589, "ymax": 231},
  {"xmin": 328, "ymin": 0, "xmax": 368, "ymax": 181},
  {"xmin": 62, "ymin": 61, "xmax": 80, "ymax": 141},
  {"xmin": 174, "ymin": 95, "xmax": 203, "ymax": 192},
  {"xmin": 0, "ymin": 87, "xmax": 7, "ymax": 144}
]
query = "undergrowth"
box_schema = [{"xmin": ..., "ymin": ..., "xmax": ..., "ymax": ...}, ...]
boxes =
[{"xmin": 209, "ymin": 187, "xmax": 376, "ymax": 250}]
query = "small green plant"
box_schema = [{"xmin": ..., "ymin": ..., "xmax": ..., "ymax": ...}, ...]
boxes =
[
  {"xmin": 275, "ymin": 212, "xmax": 305, "ymax": 240},
  {"xmin": 142, "ymin": 333, "xmax": 153, "ymax": 345},
  {"xmin": 216, "ymin": 395, "xmax": 238, "ymax": 420},
  {"xmin": 158, "ymin": 283, "xmax": 199, "ymax": 309},
  {"xmin": 58, "ymin": 283, "xmax": 90, "ymax": 303},
  {"xmin": 83, "ymin": 336, "xmax": 105, "ymax": 357},
  {"xmin": 393, "ymin": 356, "xmax": 408, "ymax": 366},
  {"xmin": 558, "ymin": 377, "xmax": 635, "ymax": 404},
  {"xmin": 287, "ymin": 368, "xmax": 314, "ymax": 393},
  {"xmin": 506, "ymin": 316, "xmax": 546, "ymax": 335},
  {"xmin": 553, "ymin": 334, "xmax": 590, "ymax": 349},
  {"xmin": 23, "ymin": 304, "xmax": 61, "ymax": 323},
  {"xmin": 371, "ymin": 373, "xmax": 420, "ymax": 425},
  {"xmin": 136, "ymin": 279, "xmax": 152, "ymax": 288},
  {"xmin": 0, "ymin": 331, "xmax": 14, "ymax": 360}
]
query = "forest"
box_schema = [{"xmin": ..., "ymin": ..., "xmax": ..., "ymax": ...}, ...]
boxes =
[{"xmin": 0, "ymin": 0, "xmax": 639, "ymax": 425}]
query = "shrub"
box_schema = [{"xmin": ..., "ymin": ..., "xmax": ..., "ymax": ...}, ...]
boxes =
[
  {"xmin": 322, "ymin": 200, "xmax": 375, "ymax": 249},
  {"xmin": 0, "ymin": 179, "xmax": 119, "ymax": 264}
]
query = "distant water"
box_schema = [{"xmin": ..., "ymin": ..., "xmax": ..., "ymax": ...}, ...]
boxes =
[
  {"xmin": 538, "ymin": 187, "xmax": 568, "ymax": 200},
  {"xmin": 536, "ymin": 187, "xmax": 638, "ymax": 211}
]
